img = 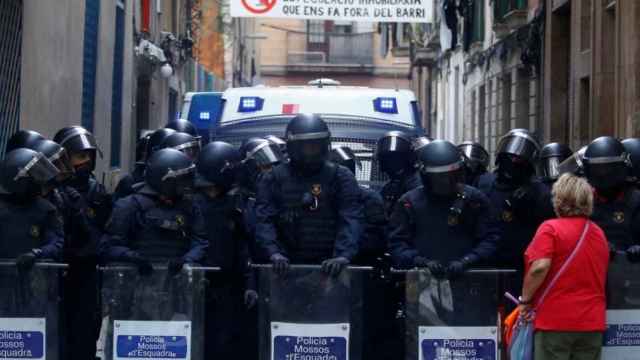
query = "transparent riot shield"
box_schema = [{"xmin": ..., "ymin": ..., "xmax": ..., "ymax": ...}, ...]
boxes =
[
  {"xmin": 0, "ymin": 261, "xmax": 66, "ymax": 360},
  {"xmin": 256, "ymin": 265, "xmax": 368, "ymax": 360},
  {"xmin": 98, "ymin": 265, "xmax": 214, "ymax": 360},
  {"xmin": 402, "ymin": 269, "xmax": 516, "ymax": 360},
  {"xmin": 603, "ymin": 255, "xmax": 640, "ymax": 359}
]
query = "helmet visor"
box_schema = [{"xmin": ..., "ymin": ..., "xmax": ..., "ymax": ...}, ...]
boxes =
[
  {"xmin": 497, "ymin": 133, "xmax": 539, "ymax": 162},
  {"xmin": 459, "ymin": 144, "xmax": 489, "ymax": 168},
  {"xmin": 50, "ymin": 148, "xmax": 75, "ymax": 177},
  {"xmin": 540, "ymin": 156, "xmax": 562, "ymax": 180},
  {"xmin": 15, "ymin": 152, "xmax": 60, "ymax": 185},
  {"xmin": 249, "ymin": 142, "xmax": 283, "ymax": 167},
  {"xmin": 422, "ymin": 166, "xmax": 464, "ymax": 196}
]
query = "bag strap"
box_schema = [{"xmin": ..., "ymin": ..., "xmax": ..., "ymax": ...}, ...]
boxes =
[{"xmin": 535, "ymin": 220, "xmax": 590, "ymax": 309}]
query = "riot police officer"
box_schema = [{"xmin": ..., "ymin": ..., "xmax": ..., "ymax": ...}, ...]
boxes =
[
  {"xmin": 193, "ymin": 141, "xmax": 257, "ymax": 359},
  {"xmin": 101, "ymin": 148, "xmax": 207, "ymax": 271},
  {"xmin": 476, "ymin": 129, "xmax": 553, "ymax": 271},
  {"xmin": 458, "ymin": 141, "xmax": 490, "ymax": 186},
  {"xmin": 0, "ymin": 148, "xmax": 64, "ymax": 269},
  {"xmin": 255, "ymin": 114, "xmax": 363, "ymax": 276},
  {"xmin": 53, "ymin": 126, "xmax": 111, "ymax": 360},
  {"xmin": 160, "ymin": 132, "xmax": 201, "ymax": 162},
  {"xmin": 583, "ymin": 136, "xmax": 640, "ymax": 262},
  {"xmin": 389, "ymin": 140, "xmax": 500, "ymax": 275},
  {"xmin": 113, "ymin": 133, "xmax": 151, "ymax": 201},
  {"xmin": 238, "ymin": 138, "xmax": 285, "ymax": 258},
  {"xmin": 539, "ymin": 142, "xmax": 573, "ymax": 185},
  {"xmin": 5, "ymin": 130, "xmax": 44, "ymax": 153},
  {"xmin": 330, "ymin": 146, "xmax": 386, "ymax": 265},
  {"xmin": 376, "ymin": 131, "xmax": 422, "ymax": 218},
  {"xmin": 622, "ymin": 138, "xmax": 640, "ymax": 189}
]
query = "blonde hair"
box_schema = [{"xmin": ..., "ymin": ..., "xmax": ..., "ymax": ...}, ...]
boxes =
[{"xmin": 552, "ymin": 173, "xmax": 594, "ymax": 217}]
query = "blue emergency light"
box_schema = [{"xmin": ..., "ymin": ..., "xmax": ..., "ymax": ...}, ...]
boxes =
[
  {"xmin": 373, "ymin": 97, "xmax": 398, "ymax": 114},
  {"xmin": 238, "ymin": 97, "xmax": 265, "ymax": 113}
]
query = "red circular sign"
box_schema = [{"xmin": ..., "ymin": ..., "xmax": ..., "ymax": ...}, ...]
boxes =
[{"xmin": 241, "ymin": 0, "xmax": 277, "ymax": 14}]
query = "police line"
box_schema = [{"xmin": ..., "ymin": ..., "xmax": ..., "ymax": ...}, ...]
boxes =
[{"xmin": 1, "ymin": 262, "xmax": 639, "ymax": 360}]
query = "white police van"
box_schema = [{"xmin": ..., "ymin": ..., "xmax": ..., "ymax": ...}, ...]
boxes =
[{"xmin": 214, "ymin": 79, "xmax": 424, "ymax": 186}]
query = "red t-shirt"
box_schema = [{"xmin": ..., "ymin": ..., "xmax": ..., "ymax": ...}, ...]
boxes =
[{"xmin": 524, "ymin": 217, "xmax": 609, "ymax": 331}]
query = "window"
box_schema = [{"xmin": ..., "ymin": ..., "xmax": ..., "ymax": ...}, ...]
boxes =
[
  {"xmin": 81, "ymin": 0, "xmax": 101, "ymax": 131},
  {"xmin": 580, "ymin": 0, "xmax": 592, "ymax": 51},
  {"xmin": 333, "ymin": 20, "xmax": 353, "ymax": 34},
  {"xmin": 307, "ymin": 21, "xmax": 325, "ymax": 44},
  {"xmin": 494, "ymin": 0, "xmax": 527, "ymax": 22}
]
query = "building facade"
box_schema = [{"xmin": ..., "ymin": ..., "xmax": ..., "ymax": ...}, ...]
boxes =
[
  {"xmin": 0, "ymin": 0, "xmax": 237, "ymax": 190},
  {"xmin": 411, "ymin": 0, "xmax": 543, "ymax": 160},
  {"xmin": 544, "ymin": 0, "xmax": 640, "ymax": 149},
  {"xmin": 258, "ymin": 19, "xmax": 411, "ymax": 88}
]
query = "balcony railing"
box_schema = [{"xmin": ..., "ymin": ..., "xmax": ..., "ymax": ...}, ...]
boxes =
[
  {"xmin": 285, "ymin": 31, "xmax": 374, "ymax": 67},
  {"xmin": 493, "ymin": 0, "xmax": 528, "ymax": 37}
]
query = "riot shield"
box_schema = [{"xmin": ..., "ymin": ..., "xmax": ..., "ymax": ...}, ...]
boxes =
[
  {"xmin": 256, "ymin": 265, "xmax": 368, "ymax": 360},
  {"xmin": 0, "ymin": 261, "xmax": 66, "ymax": 360},
  {"xmin": 98, "ymin": 265, "xmax": 214, "ymax": 360},
  {"xmin": 402, "ymin": 269, "xmax": 516, "ymax": 360},
  {"xmin": 603, "ymin": 256, "xmax": 640, "ymax": 359}
]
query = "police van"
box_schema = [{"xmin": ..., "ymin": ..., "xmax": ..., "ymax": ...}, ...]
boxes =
[{"xmin": 214, "ymin": 79, "xmax": 424, "ymax": 187}]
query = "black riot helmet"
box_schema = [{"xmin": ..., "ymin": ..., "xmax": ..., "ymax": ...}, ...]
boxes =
[
  {"xmin": 330, "ymin": 146, "xmax": 359, "ymax": 175},
  {"xmin": 539, "ymin": 143, "xmax": 573, "ymax": 182},
  {"xmin": 622, "ymin": 138, "xmax": 640, "ymax": 184},
  {"xmin": 29, "ymin": 140, "xmax": 75, "ymax": 182},
  {"xmin": 146, "ymin": 128, "xmax": 176, "ymax": 157},
  {"xmin": 196, "ymin": 141, "xmax": 241, "ymax": 191},
  {"xmin": 166, "ymin": 119, "xmax": 199, "ymax": 138},
  {"xmin": 285, "ymin": 114, "xmax": 331, "ymax": 173},
  {"xmin": 376, "ymin": 131, "xmax": 415, "ymax": 178},
  {"xmin": 238, "ymin": 138, "xmax": 283, "ymax": 191},
  {"xmin": 416, "ymin": 140, "xmax": 465, "ymax": 197},
  {"xmin": 495, "ymin": 129, "xmax": 540, "ymax": 185},
  {"xmin": 53, "ymin": 126, "xmax": 101, "ymax": 172},
  {"xmin": 458, "ymin": 141, "xmax": 489, "ymax": 174},
  {"xmin": 160, "ymin": 132, "xmax": 201, "ymax": 162},
  {"xmin": 0, "ymin": 148, "xmax": 59, "ymax": 198},
  {"xmin": 5, "ymin": 130, "xmax": 45, "ymax": 153},
  {"xmin": 145, "ymin": 148, "xmax": 195, "ymax": 200},
  {"xmin": 265, "ymin": 135, "xmax": 287, "ymax": 152},
  {"xmin": 583, "ymin": 136, "xmax": 630, "ymax": 191}
]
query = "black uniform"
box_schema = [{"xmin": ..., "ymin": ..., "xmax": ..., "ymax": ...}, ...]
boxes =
[
  {"xmin": 113, "ymin": 163, "xmax": 145, "ymax": 201},
  {"xmin": 389, "ymin": 185, "xmax": 499, "ymax": 268},
  {"xmin": 591, "ymin": 189, "xmax": 640, "ymax": 252},
  {"xmin": 193, "ymin": 192, "xmax": 256, "ymax": 359},
  {"xmin": 256, "ymin": 162, "xmax": 362, "ymax": 263},
  {"xmin": 477, "ymin": 172, "xmax": 552, "ymax": 269},
  {"xmin": 380, "ymin": 172, "xmax": 422, "ymax": 218},
  {"xmin": 0, "ymin": 196, "xmax": 64, "ymax": 260},
  {"xmin": 101, "ymin": 185, "xmax": 207, "ymax": 263}
]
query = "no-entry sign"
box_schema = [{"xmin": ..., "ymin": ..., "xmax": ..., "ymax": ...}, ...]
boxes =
[{"xmin": 231, "ymin": 0, "xmax": 433, "ymax": 23}]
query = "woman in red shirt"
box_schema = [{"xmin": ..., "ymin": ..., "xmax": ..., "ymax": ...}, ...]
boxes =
[{"xmin": 519, "ymin": 173, "xmax": 609, "ymax": 360}]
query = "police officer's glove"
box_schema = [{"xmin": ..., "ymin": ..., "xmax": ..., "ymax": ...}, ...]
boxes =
[
  {"xmin": 627, "ymin": 245, "xmax": 640, "ymax": 263},
  {"xmin": 322, "ymin": 257, "xmax": 350, "ymax": 277},
  {"xmin": 244, "ymin": 290, "xmax": 259, "ymax": 309},
  {"xmin": 414, "ymin": 256, "xmax": 445, "ymax": 278},
  {"xmin": 167, "ymin": 258, "xmax": 185, "ymax": 276},
  {"xmin": 270, "ymin": 253, "xmax": 289, "ymax": 276},
  {"xmin": 16, "ymin": 251, "xmax": 39, "ymax": 272},
  {"xmin": 447, "ymin": 255, "xmax": 478, "ymax": 279}
]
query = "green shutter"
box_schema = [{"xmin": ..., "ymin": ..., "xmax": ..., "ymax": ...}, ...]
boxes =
[{"xmin": 472, "ymin": 0, "xmax": 485, "ymax": 43}]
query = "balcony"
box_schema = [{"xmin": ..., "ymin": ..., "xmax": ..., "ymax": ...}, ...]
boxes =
[
  {"xmin": 284, "ymin": 32, "xmax": 374, "ymax": 74},
  {"xmin": 493, "ymin": 0, "xmax": 528, "ymax": 38}
]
